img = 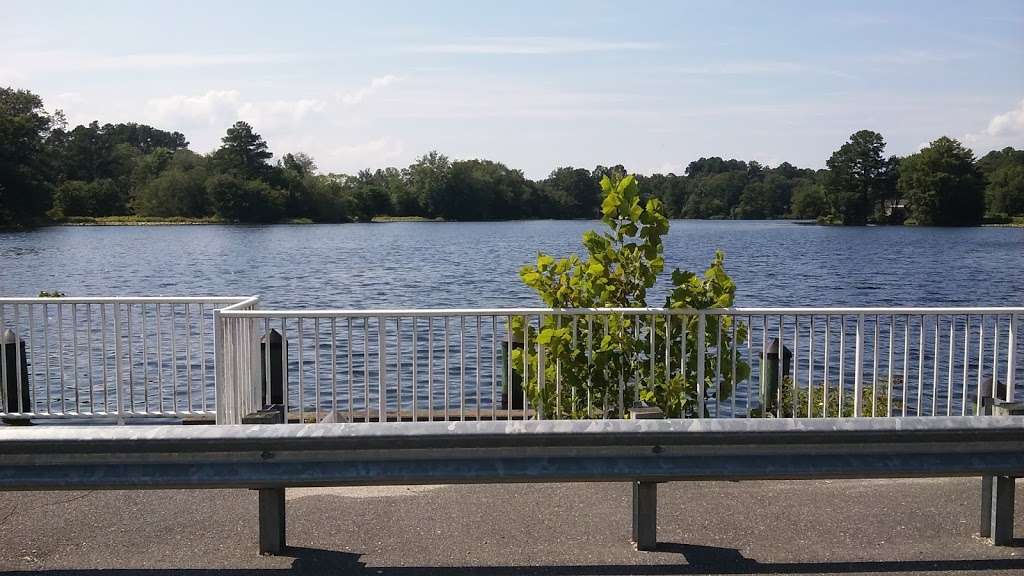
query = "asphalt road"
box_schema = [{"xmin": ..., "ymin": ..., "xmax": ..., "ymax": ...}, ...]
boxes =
[{"xmin": 0, "ymin": 478, "xmax": 1021, "ymax": 575}]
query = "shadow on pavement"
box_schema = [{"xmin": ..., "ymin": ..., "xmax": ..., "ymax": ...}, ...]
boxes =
[{"xmin": 3, "ymin": 544, "xmax": 1023, "ymax": 575}]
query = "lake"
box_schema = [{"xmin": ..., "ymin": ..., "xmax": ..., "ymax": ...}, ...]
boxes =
[{"xmin": 1, "ymin": 221, "xmax": 1021, "ymax": 308}]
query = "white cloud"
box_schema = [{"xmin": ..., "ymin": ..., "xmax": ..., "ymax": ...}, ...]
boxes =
[
  {"xmin": 339, "ymin": 75, "xmax": 399, "ymax": 106},
  {"xmin": 984, "ymin": 98, "xmax": 1024, "ymax": 137},
  {"xmin": 670, "ymin": 60, "xmax": 854, "ymax": 79},
  {"xmin": 326, "ymin": 138, "xmax": 406, "ymax": 166},
  {"xmin": 238, "ymin": 99, "xmax": 326, "ymax": 129},
  {"xmin": 964, "ymin": 98, "xmax": 1024, "ymax": 152},
  {"xmin": 5, "ymin": 51, "xmax": 304, "ymax": 75},
  {"xmin": 144, "ymin": 90, "xmax": 243, "ymax": 127},
  {"xmin": 406, "ymin": 37, "xmax": 659, "ymax": 55}
]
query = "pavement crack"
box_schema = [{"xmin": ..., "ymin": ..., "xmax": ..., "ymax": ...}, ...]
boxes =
[{"xmin": 41, "ymin": 491, "xmax": 96, "ymax": 507}]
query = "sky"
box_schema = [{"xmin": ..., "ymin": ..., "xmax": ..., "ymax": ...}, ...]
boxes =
[{"xmin": 2, "ymin": 0, "xmax": 1023, "ymax": 178}]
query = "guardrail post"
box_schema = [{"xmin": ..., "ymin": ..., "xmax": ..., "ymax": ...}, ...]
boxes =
[
  {"xmin": 631, "ymin": 405, "xmax": 663, "ymax": 551},
  {"xmin": 258, "ymin": 487, "xmax": 286, "ymax": 555},
  {"xmin": 980, "ymin": 398, "xmax": 1023, "ymax": 544}
]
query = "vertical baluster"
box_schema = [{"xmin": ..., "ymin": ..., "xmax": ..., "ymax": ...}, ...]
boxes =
[
  {"xmin": 947, "ymin": 318, "xmax": 954, "ymax": 416},
  {"xmin": 141, "ymin": 304, "xmax": 149, "ymax": 413},
  {"xmin": 405, "ymin": 315, "xmax": 409, "ymax": 420},
  {"xmin": 28, "ymin": 305, "xmax": 37, "ymax": 414},
  {"xmin": 715, "ymin": 315, "xmax": 722, "ymax": 418},
  {"xmin": 477, "ymin": 315, "xmax": 482, "ymax": 421},
  {"xmin": 99, "ymin": 304, "xmax": 106, "ymax": 414},
  {"xmin": 0, "ymin": 304, "xmax": 7, "ymax": 412},
  {"xmin": 776, "ymin": 315, "xmax": 783, "ymax": 417},
  {"xmin": 932, "ymin": 316, "xmax": 940, "ymax": 416},
  {"xmin": 314, "ymin": 317, "xmax": 321, "ymax": 420},
  {"xmin": 523, "ymin": 315, "xmax": 530, "ymax": 418},
  {"xmin": 411, "ymin": 317, "xmax": 417, "ymax": 422},
  {"xmin": 363, "ymin": 318, "xmax": 369, "ymax": 421},
  {"xmin": 200, "ymin": 304, "xmax": 207, "ymax": 413},
  {"xmin": 1006, "ymin": 313, "xmax": 1017, "ymax": 402},
  {"xmin": 792, "ymin": 315, "xmax": 799, "ymax": 418},
  {"xmin": 823, "ymin": 315, "xmax": 830, "ymax": 418},
  {"xmin": 185, "ymin": 304, "xmax": 193, "ymax": 413},
  {"xmin": 872, "ymin": 315, "xmax": 879, "ymax": 417},
  {"xmin": 961, "ymin": 316, "xmax": 970, "ymax": 415},
  {"xmin": 697, "ymin": 313, "xmax": 706, "ymax": 418},
  {"xmin": 170, "ymin": 304, "xmax": 178, "ymax": 413},
  {"xmin": 744, "ymin": 315, "xmax": 751, "ymax": 417},
  {"xmin": 807, "ymin": 316, "xmax": 815, "ymax": 418},
  {"xmin": 347, "ymin": 318, "xmax": 354, "ymax": 422},
  {"xmin": 916, "ymin": 315, "xmax": 924, "ymax": 416},
  {"xmin": 155, "ymin": 304, "xmax": 163, "ymax": 414},
  {"xmin": 444, "ymin": 316, "xmax": 450, "ymax": 420},
  {"xmin": 428, "ymin": 316, "xmax": 434, "ymax": 421},
  {"xmin": 58, "ymin": 304, "xmax": 66, "ymax": 414},
  {"xmin": 506, "ymin": 315, "xmax": 513, "ymax": 421},
  {"xmin": 298, "ymin": 318, "xmax": 305, "ymax": 422},
  {"xmin": 71, "ymin": 304, "xmax": 79, "ymax": 414},
  {"xmin": 977, "ymin": 316, "xmax": 986, "ymax": 415},
  {"xmin": 839, "ymin": 315, "xmax": 847, "ymax": 416},
  {"xmin": 887, "ymin": 315, "xmax": 894, "ymax": 417},
  {"xmin": 378, "ymin": 317, "xmax": 386, "ymax": 423},
  {"xmin": 491, "ymin": 316, "xmax": 497, "ymax": 421},
  {"xmin": 395, "ymin": 317, "xmax": 401, "ymax": 420},
  {"xmin": 537, "ymin": 314, "xmax": 545, "ymax": 420},
  {"xmin": 900, "ymin": 316, "xmax": 909, "ymax": 417},
  {"xmin": 280, "ymin": 318, "xmax": 289, "ymax": 422}
]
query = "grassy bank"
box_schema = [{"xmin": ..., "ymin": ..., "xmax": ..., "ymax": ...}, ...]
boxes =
[
  {"xmin": 60, "ymin": 215, "xmax": 227, "ymax": 226},
  {"xmin": 370, "ymin": 215, "xmax": 445, "ymax": 223}
]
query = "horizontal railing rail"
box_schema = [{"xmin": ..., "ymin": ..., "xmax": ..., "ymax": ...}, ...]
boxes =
[
  {"xmin": 0, "ymin": 296, "xmax": 255, "ymax": 420},
  {"xmin": 215, "ymin": 306, "xmax": 1021, "ymax": 424}
]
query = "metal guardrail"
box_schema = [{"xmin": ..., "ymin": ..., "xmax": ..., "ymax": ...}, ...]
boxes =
[
  {"xmin": 0, "ymin": 416, "xmax": 1022, "ymax": 553},
  {"xmin": 0, "ymin": 296, "xmax": 255, "ymax": 420},
  {"xmin": 216, "ymin": 305, "xmax": 1022, "ymax": 424}
]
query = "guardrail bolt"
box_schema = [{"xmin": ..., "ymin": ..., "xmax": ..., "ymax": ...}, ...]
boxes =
[
  {"xmin": 2, "ymin": 328, "xmax": 31, "ymax": 416},
  {"xmin": 260, "ymin": 329, "xmax": 286, "ymax": 407},
  {"xmin": 762, "ymin": 338, "xmax": 792, "ymax": 416}
]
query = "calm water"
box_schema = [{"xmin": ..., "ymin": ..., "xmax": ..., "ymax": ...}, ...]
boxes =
[{"xmin": 0, "ymin": 220, "xmax": 1021, "ymax": 307}]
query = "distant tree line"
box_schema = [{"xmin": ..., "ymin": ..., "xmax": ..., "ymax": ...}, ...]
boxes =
[{"xmin": 2, "ymin": 87, "xmax": 1022, "ymax": 228}]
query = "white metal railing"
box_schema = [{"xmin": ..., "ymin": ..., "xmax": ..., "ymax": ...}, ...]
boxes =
[
  {"xmin": 0, "ymin": 296, "xmax": 254, "ymax": 420},
  {"xmin": 215, "ymin": 306, "xmax": 1021, "ymax": 424}
]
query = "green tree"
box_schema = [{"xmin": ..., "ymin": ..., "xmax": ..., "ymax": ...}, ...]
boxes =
[
  {"xmin": 0, "ymin": 87, "xmax": 59, "ymax": 226},
  {"xmin": 789, "ymin": 179, "xmax": 828, "ymax": 219},
  {"xmin": 212, "ymin": 121, "xmax": 273, "ymax": 180},
  {"xmin": 514, "ymin": 174, "xmax": 748, "ymax": 418},
  {"xmin": 544, "ymin": 167, "xmax": 602, "ymax": 218},
  {"xmin": 977, "ymin": 147, "xmax": 1024, "ymax": 217},
  {"xmin": 133, "ymin": 150, "xmax": 210, "ymax": 217},
  {"xmin": 206, "ymin": 173, "xmax": 284, "ymax": 222},
  {"xmin": 823, "ymin": 130, "xmax": 898, "ymax": 225},
  {"xmin": 403, "ymin": 151, "xmax": 450, "ymax": 218},
  {"xmin": 899, "ymin": 137, "xmax": 984, "ymax": 226}
]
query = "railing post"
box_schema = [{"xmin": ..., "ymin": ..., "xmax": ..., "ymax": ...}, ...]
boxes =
[
  {"xmin": 980, "ymin": 399, "xmax": 1023, "ymax": 545},
  {"xmin": 214, "ymin": 308, "xmax": 229, "ymax": 424}
]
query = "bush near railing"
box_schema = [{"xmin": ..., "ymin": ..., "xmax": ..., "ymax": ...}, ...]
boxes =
[{"xmin": 512, "ymin": 174, "xmax": 749, "ymax": 418}]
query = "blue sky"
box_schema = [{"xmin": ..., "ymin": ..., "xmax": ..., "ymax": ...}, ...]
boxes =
[{"xmin": 3, "ymin": 0, "xmax": 1023, "ymax": 177}]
